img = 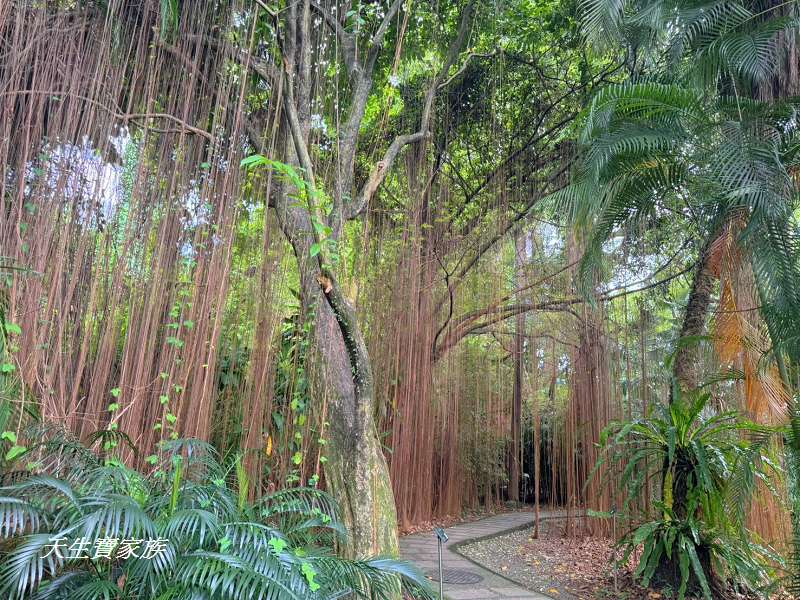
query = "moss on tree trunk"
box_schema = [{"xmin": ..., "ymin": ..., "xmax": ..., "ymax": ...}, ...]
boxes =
[{"xmin": 309, "ymin": 280, "xmax": 399, "ymax": 557}]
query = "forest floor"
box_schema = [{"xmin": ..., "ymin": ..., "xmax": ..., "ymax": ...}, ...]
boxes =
[
  {"xmin": 456, "ymin": 517, "xmax": 774, "ymax": 600},
  {"xmin": 404, "ymin": 509, "xmax": 794, "ymax": 599},
  {"xmin": 458, "ymin": 518, "xmax": 640, "ymax": 599},
  {"xmin": 400, "ymin": 510, "xmax": 557, "ymax": 599}
]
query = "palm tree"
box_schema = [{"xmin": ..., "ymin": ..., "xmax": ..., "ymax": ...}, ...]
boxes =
[
  {"xmin": 555, "ymin": 0, "xmax": 800, "ymax": 378},
  {"xmin": 561, "ymin": 81, "xmax": 800, "ymax": 379},
  {"xmin": 0, "ymin": 436, "xmax": 434, "ymax": 599},
  {"xmin": 553, "ymin": 0, "xmax": 800, "ymax": 592}
]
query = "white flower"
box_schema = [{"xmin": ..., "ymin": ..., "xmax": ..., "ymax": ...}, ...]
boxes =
[{"xmin": 388, "ymin": 74, "xmax": 401, "ymax": 88}]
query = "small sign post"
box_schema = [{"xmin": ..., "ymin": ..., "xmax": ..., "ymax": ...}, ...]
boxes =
[{"xmin": 434, "ymin": 527, "xmax": 448, "ymax": 600}]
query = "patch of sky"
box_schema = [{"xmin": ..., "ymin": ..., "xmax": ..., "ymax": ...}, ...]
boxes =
[
  {"xmin": 24, "ymin": 128, "xmax": 224, "ymax": 265},
  {"xmin": 539, "ymin": 222, "xmax": 563, "ymax": 256},
  {"xmin": 30, "ymin": 133, "xmax": 128, "ymax": 222},
  {"xmin": 310, "ymin": 113, "xmax": 333, "ymax": 152}
]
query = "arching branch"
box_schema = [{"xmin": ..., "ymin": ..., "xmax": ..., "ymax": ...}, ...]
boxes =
[{"xmin": 433, "ymin": 262, "xmax": 694, "ymax": 360}]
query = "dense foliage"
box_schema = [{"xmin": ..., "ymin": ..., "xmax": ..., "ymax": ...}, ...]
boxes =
[
  {"xmin": 565, "ymin": 0, "xmax": 800, "ymax": 594},
  {"xmin": 0, "ymin": 434, "xmax": 433, "ymax": 599}
]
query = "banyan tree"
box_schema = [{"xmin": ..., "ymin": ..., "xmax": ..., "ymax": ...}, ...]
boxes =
[{"xmin": 2, "ymin": 1, "xmax": 800, "ymax": 596}]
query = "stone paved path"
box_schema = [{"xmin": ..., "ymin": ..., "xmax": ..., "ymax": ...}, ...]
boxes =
[{"xmin": 400, "ymin": 511, "xmax": 555, "ymax": 600}]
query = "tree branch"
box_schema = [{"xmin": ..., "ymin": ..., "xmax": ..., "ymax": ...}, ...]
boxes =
[
  {"xmin": 345, "ymin": 1, "xmax": 476, "ymax": 220},
  {"xmin": 251, "ymin": 0, "xmax": 278, "ymax": 17},
  {"xmin": 0, "ymin": 90, "xmax": 214, "ymax": 141},
  {"xmin": 345, "ymin": 132, "xmax": 426, "ymax": 220},
  {"xmin": 182, "ymin": 33, "xmax": 280, "ymax": 83},
  {"xmin": 365, "ymin": 0, "xmax": 405, "ymax": 70},
  {"xmin": 432, "ymin": 251, "xmax": 456, "ymax": 356},
  {"xmin": 432, "ymin": 160, "xmax": 570, "ymax": 316},
  {"xmin": 434, "ymin": 299, "xmax": 582, "ymax": 360},
  {"xmin": 433, "ymin": 261, "xmax": 695, "ymax": 360},
  {"xmin": 437, "ymin": 50, "xmax": 495, "ymax": 89},
  {"xmin": 281, "ymin": 67, "xmax": 328, "ymax": 262}
]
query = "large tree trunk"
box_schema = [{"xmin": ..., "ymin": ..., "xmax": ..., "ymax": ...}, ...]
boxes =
[
  {"xmin": 310, "ymin": 291, "xmax": 399, "ymax": 556},
  {"xmin": 267, "ymin": 0, "xmax": 474, "ymax": 556},
  {"xmin": 273, "ymin": 158, "xmax": 399, "ymax": 556}
]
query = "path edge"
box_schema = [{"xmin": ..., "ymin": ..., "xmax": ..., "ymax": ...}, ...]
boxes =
[{"xmin": 448, "ymin": 514, "xmax": 570, "ymax": 600}]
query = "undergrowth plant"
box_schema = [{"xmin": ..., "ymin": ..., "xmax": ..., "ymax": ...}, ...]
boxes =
[
  {"xmin": 595, "ymin": 387, "xmax": 782, "ymax": 599},
  {"xmin": 0, "ymin": 435, "xmax": 434, "ymax": 600},
  {"xmin": 785, "ymin": 401, "xmax": 800, "ymax": 596},
  {"xmin": 0, "ymin": 259, "xmax": 37, "ymax": 469}
]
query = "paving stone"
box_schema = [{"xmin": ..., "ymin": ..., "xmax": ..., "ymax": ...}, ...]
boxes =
[
  {"xmin": 487, "ymin": 588, "xmax": 549, "ymax": 598},
  {"xmin": 443, "ymin": 589, "xmax": 498, "ymax": 599}
]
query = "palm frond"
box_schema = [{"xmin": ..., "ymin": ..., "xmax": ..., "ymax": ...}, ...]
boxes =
[
  {"xmin": 0, "ymin": 497, "xmax": 43, "ymax": 537},
  {"xmin": 80, "ymin": 493, "xmax": 156, "ymax": 540},
  {"xmin": 312, "ymin": 556, "xmax": 436, "ymax": 600},
  {"xmin": 0, "ymin": 534, "xmax": 63, "ymax": 599},
  {"xmin": 163, "ymin": 508, "xmax": 221, "ymax": 546}
]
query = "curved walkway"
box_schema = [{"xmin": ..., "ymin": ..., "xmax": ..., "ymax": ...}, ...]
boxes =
[{"xmin": 400, "ymin": 511, "xmax": 556, "ymax": 600}]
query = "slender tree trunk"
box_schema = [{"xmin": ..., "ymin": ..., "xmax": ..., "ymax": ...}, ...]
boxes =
[
  {"xmin": 534, "ymin": 369, "xmax": 541, "ymax": 537},
  {"xmin": 509, "ymin": 232, "xmax": 526, "ymax": 502},
  {"xmin": 656, "ymin": 240, "xmax": 716, "ymax": 591},
  {"xmin": 672, "ymin": 241, "xmax": 715, "ymax": 394}
]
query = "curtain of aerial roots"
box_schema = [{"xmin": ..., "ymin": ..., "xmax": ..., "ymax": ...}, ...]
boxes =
[
  {"xmin": 370, "ymin": 145, "xmax": 516, "ymax": 526},
  {"xmin": 3, "ymin": 2, "xmax": 630, "ymax": 527},
  {"xmin": 369, "ymin": 145, "xmax": 463, "ymax": 527},
  {"xmin": 563, "ymin": 306, "xmax": 618, "ymax": 536},
  {"xmin": 0, "ymin": 1, "xmax": 285, "ymax": 465},
  {"xmin": 432, "ymin": 164, "xmax": 523, "ymax": 518},
  {"xmin": 378, "ymin": 178, "xmax": 441, "ymax": 526},
  {"xmin": 711, "ymin": 226, "xmax": 791, "ymax": 549},
  {"xmin": 512, "ymin": 159, "xmax": 621, "ymax": 535}
]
